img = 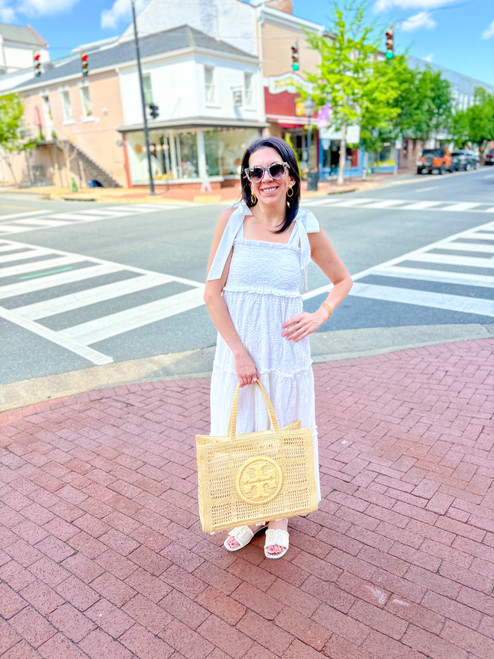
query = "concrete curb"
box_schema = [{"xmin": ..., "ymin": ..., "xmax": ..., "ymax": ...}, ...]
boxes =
[{"xmin": 2, "ymin": 324, "xmax": 491, "ymax": 414}]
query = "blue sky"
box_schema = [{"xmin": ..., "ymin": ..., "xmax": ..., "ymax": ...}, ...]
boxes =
[{"xmin": 3, "ymin": 0, "xmax": 493, "ymax": 85}]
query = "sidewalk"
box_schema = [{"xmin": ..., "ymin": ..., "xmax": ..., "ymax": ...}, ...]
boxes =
[
  {"xmin": 1, "ymin": 338, "xmax": 493, "ymax": 658},
  {"xmin": 1, "ymin": 172, "xmax": 415, "ymax": 205}
]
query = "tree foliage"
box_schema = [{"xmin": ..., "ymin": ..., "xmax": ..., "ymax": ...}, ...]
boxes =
[
  {"xmin": 301, "ymin": 0, "xmax": 401, "ymax": 183},
  {"xmin": 0, "ymin": 93, "xmax": 35, "ymax": 184},
  {"xmin": 451, "ymin": 87, "xmax": 494, "ymax": 153}
]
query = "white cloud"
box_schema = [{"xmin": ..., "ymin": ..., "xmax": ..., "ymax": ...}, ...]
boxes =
[
  {"xmin": 423, "ymin": 52, "xmax": 434, "ymax": 62},
  {"xmin": 101, "ymin": 0, "xmax": 148, "ymax": 30},
  {"xmin": 401, "ymin": 11, "xmax": 436, "ymax": 31},
  {"xmin": 374, "ymin": 0, "xmax": 457, "ymax": 11},
  {"xmin": 0, "ymin": 0, "xmax": 79, "ymax": 21},
  {"xmin": 482, "ymin": 20, "xmax": 494, "ymax": 39}
]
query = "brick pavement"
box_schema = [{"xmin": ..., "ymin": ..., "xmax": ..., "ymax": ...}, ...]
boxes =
[{"xmin": 0, "ymin": 338, "xmax": 493, "ymax": 658}]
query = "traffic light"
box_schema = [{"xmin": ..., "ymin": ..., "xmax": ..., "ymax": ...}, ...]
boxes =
[
  {"xmin": 385, "ymin": 25, "xmax": 394, "ymax": 60},
  {"xmin": 149, "ymin": 103, "xmax": 159, "ymax": 119},
  {"xmin": 34, "ymin": 52, "xmax": 41, "ymax": 77},
  {"xmin": 291, "ymin": 44, "xmax": 299, "ymax": 71},
  {"xmin": 81, "ymin": 52, "xmax": 88, "ymax": 76}
]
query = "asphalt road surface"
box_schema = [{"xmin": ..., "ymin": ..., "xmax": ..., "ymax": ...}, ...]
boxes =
[{"xmin": 1, "ymin": 168, "xmax": 493, "ymax": 390}]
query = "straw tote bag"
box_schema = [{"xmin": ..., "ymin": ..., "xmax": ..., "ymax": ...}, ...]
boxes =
[{"xmin": 196, "ymin": 380, "xmax": 318, "ymax": 533}]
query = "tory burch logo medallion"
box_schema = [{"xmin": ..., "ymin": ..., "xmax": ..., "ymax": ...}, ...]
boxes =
[{"xmin": 235, "ymin": 457, "xmax": 283, "ymax": 504}]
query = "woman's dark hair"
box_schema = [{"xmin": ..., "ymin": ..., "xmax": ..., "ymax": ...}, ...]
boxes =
[{"xmin": 240, "ymin": 136, "xmax": 301, "ymax": 233}]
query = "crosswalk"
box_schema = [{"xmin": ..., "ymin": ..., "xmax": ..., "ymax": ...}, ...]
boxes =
[
  {"xmin": 0, "ymin": 203, "xmax": 190, "ymax": 235},
  {"xmin": 304, "ymin": 197, "xmax": 494, "ymax": 213},
  {"xmin": 304, "ymin": 219, "xmax": 494, "ymax": 319},
  {"xmin": 0, "ymin": 239, "xmax": 204, "ymax": 365}
]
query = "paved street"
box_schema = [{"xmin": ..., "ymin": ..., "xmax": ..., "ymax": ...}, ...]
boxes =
[{"xmin": 1, "ymin": 169, "xmax": 493, "ymax": 397}]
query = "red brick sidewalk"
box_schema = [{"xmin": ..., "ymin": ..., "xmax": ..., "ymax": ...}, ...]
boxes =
[{"xmin": 0, "ymin": 339, "xmax": 493, "ymax": 658}]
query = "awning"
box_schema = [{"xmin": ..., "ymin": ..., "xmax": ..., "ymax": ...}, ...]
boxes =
[{"xmin": 118, "ymin": 117, "xmax": 268, "ymax": 133}]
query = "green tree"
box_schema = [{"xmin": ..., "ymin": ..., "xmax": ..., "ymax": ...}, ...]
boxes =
[
  {"xmin": 0, "ymin": 93, "xmax": 35, "ymax": 184},
  {"xmin": 456, "ymin": 88, "xmax": 494, "ymax": 155},
  {"xmin": 301, "ymin": 0, "xmax": 401, "ymax": 184}
]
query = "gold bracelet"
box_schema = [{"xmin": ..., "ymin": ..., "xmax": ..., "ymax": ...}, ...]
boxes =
[{"xmin": 321, "ymin": 302, "xmax": 332, "ymax": 320}]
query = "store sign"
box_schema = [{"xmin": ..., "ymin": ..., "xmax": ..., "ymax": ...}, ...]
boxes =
[
  {"xmin": 267, "ymin": 73, "xmax": 309, "ymax": 95},
  {"xmin": 319, "ymin": 125, "xmax": 361, "ymax": 143}
]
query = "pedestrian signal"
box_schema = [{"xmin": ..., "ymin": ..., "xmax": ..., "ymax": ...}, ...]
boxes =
[{"xmin": 291, "ymin": 44, "xmax": 299, "ymax": 71}]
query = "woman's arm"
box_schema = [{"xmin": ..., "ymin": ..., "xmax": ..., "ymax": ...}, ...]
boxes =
[
  {"xmin": 204, "ymin": 209, "xmax": 258, "ymax": 386},
  {"xmin": 282, "ymin": 228, "xmax": 353, "ymax": 342}
]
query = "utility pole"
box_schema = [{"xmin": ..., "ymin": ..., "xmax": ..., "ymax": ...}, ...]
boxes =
[{"xmin": 131, "ymin": 0, "xmax": 155, "ymax": 195}]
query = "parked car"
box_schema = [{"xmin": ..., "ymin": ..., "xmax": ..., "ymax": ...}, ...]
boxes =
[
  {"xmin": 484, "ymin": 149, "xmax": 494, "ymax": 165},
  {"xmin": 452, "ymin": 150, "xmax": 480, "ymax": 171},
  {"xmin": 417, "ymin": 148, "xmax": 453, "ymax": 175}
]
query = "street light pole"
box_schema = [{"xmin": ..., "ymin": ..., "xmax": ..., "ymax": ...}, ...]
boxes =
[{"xmin": 131, "ymin": 0, "xmax": 155, "ymax": 196}]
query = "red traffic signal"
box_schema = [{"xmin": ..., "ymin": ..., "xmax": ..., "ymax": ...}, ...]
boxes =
[
  {"xmin": 34, "ymin": 51, "xmax": 41, "ymax": 76},
  {"xmin": 81, "ymin": 52, "xmax": 89, "ymax": 76},
  {"xmin": 291, "ymin": 44, "xmax": 299, "ymax": 71},
  {"xmin": 385, "ymin": 27, "xmax": 394, "ymax": 60}
]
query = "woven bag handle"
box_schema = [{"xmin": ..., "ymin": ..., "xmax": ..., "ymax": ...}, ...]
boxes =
[{"xmin": 227, "ymin": 380, "xmax": 280, "ymax": 438}]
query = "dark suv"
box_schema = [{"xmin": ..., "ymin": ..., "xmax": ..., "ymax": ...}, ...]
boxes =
[
  {"xmin": 417, "ymin": 148, "xmax": 452, "ymax": 175},
  {"xmin": 452, "ymin": 150, "xmax": 479, "ymax": 171}
]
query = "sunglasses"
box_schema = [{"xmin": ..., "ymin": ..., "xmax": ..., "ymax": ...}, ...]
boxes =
[{"xmin": 244, "ymin": 162, "xmax": 289, "ymax": 183}]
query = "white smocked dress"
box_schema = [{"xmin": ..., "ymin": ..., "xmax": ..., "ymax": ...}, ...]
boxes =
[{"xmin": 207, "ymin": 201, "xmax": 321, "ymax": 502}]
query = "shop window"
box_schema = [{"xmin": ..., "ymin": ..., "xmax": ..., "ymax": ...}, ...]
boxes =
[
  {"xmin": 244, "ymin": 73, "xmax": 254, "ymax": 107},
  {"xmin": 81, "ymin": 83, "xmax": 93, "ymax": 118},
  {"xmin": 143, "ymin": 74, "xmax": 153, "ymax": 105},
  {"xmin": 177, "ymin": 132, "xmax": 199, "ymax": 179},
  {"xmin": 60, "ymin": 88, "xmax": 73, "ymax": 122},
  {"xmin": 204, "ymin": 66, "xmax": 216, "ymax": 105}
]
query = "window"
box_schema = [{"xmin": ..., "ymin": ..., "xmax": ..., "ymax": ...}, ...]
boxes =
[
  {"xmin": 204, "ymin": 66, "xmax": 216, "ymax": 104},
  {"xmin": 244, "ymin": 73, "xmax": 254, "ymax": 108},
  {"xmin": 81, "ymin": 83, "xmax": 93, "ymax": 118},
  {"xmin": 41, "ymin": 94, "xmax": 53, "ymax": 124},
  {"xmin": 61, "ymin": 88, "xmax": 73, "ymax": 122},
  {"xmin": 143, "ymin": 74, "xmax": 153, "ymax": 105}
]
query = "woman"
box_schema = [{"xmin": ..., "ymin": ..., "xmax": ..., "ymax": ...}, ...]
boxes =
[{"xmin": 204, "ymin": 137, "xmax": 352, "ymax": 559}]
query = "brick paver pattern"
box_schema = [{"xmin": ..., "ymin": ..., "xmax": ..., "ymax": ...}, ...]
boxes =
[{"xmin": 0, "ymin": 338, "xmax": 493, "ymax": 658}]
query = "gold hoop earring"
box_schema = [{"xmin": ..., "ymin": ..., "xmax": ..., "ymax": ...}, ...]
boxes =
[
  {"xmin": 250, "ymin": 192, "xmax": 257, "ymax": 205},
  {"xmin": 287, "ymin": 186, "xmax": 294, "ymax": 198}
]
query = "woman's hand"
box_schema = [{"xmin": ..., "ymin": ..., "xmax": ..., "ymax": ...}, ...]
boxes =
[
  {"xmin": 282, "ymin": 308, "xmax": 328, "ymax": 343},
  {"xmin": 234, "ymin": 351, "xmax": 259, "ymax": 387}
]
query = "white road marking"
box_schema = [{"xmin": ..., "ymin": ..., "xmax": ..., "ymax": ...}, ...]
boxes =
[
  {"xmin": 0, "ymin": 248, "xmax": 52, "ymax": 264},
  {"xmin": 440, "ymin": 202, "xmax": 482, "ymax": 212},
  {"xmin": 16, "ymin": 273, "xmax": 174, "ymax": 320},
  {"xmin": 411, "ymin": 253, "xmax": 493, "ymax": 268},
  {"xmin": 325, "ymin": 197, "xmax": 376, "ymax": 207},
  {"xmin": 0, "ymin": 305, "xmax": 112, "ymax": 365},
  {"xmin": 371, "ymin": 266, "xmax": 494, "ymax": 288},
  {"xmin": 63, "ymin": 287, "xmax": 205, "ymax": 345},
  {"xmin": 399, "ymin": 200, "xmax": 442, "ymax": 210},
  {"xmin": 359, "ymin": 199, "xmax": 407, "ymax": 208},
  {"xmin": 436, "ymin": 240, "xmax": 494, "ymax": 253},
  {"xmin": 0, "ymin": 210, "xmax": 50, "ymax": 221},
  {"xmin": 0, "ymin": 255, "xmax": 82, "ymax": 278},
  {"xmin": 10, "ymin": 218, "xmax": 71, "ymax": 227},
  {"xmin": 350, "ymin": 282, "xmax": 494, "ymax": 317},
  {"xmin": 414, "ymin": 187, "xmax": 437, "ymax": 192},
  {"xmin": 0, "ymin": 264, "xmax": 121, "ymax": 300}
]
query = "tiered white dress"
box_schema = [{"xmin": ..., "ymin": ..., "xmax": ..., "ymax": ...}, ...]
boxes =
[{"xmin": 207, "ymin": 201, "xmax": 321, "ymax": 502}]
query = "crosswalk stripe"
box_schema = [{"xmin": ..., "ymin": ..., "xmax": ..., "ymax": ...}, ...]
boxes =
[
  {"xmin": 396, "ymin": 201, "xmax": 442, "ymax": 209},
  {"xmin": 465, "ymin": 232, "xmax": 494, "ymax": 241},
  {"xmin": 0, "ymin": 305, "xmax": 112, "ymax": 365},
  {"xmin": 436, "ymin": 241, "xmax": 494, "ymax": 253},
  {"xmin": 0, "ymin": 255, "xmax": 82, "ymax": 279},
  {"xmin": 350, "ymin": 282, "xmax": 494, "ymax": 317},
  {"xmin": 77, "ymin": 209, "xmax": 136, "ymax": 217},
  {"xmin": 16, "ymin": 273, "xmax": 174, "ymax": 321},
  {"xmin": 326, "ymin": 197, "xmax": 375, "ymax": 207},
  {"xmin": 441, "ymin": 202, "xmax": 483, "ymax": 212},
  {"xmin": 0, "ymin": 244, "xmax": 23, "ymax": 253},
  {"xmin": 0, "ymin": 210, "xmax": 50, "ymax": 220},
  {"xmin": 0, "ymin": 264, "xmax": 121, "ymax": 300},
  {"xmin": 0, "ymin": 224, "xmax": 33, "ymax": 234},
  {"xmin": 410, "ymin": 253, "xmax": 493, "ymax": 268},
  {"xmin": 304, "ymin": 198, "xmax": 342, "ymax": 207},
  {"xmin": 371, "ymin": 266, "xmax": 494, "ymax": 288},
  {"xmin": 10, "ymin": 218, "xmax": 70, "ymax": 227},
  {"xmin": 359, "ymin": 199, "xmax": 407, "ymax": 208},
  {"xmin": 63, "ymin": 286, "xmax": 205, "ymax": 345},
  {"xmin": 42, "ymin": 212, "xmax": 96, "ymax": 221},
  {"xmin": 0, "ymin": 248, "xmax": 52, "ymax": 264}
]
